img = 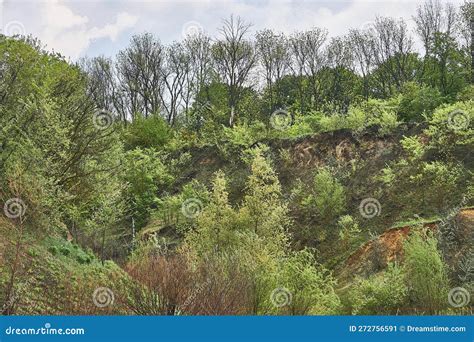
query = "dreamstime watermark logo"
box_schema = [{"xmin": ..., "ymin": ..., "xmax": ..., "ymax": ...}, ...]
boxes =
[
  {"xmin": 1, "ymin": 278, "xmax": 33, "ymax": 313},
  {"xmin": 92, "ymin": 109, "xmax": 114, "ymax": 130},
  {"xmin": 181, "ymin": 198, "xmax": 203, "ymax": 219},
  {"xmin": 270, "ymin": 287, "xmax": 292, "ymax": 308},
  {"xmin": 182, "ymin": 21, "xmax": 203, "ymax": 38},
  {"xmin": 438, "ymin": 193, "xmax": 472, "ymax": 228},
  {"xmin": 180, "ymin": 278, "xmax": 213, "ymax": 310},
  {"xmin": 447, "ymin": 110, "xmax": 470, "ymax": 131},
  {"xmin": 3, "ymin": 198, "xmax": 26, "ymax": 219},
  {"xmin": 92, "ymin": 287, "xmax": 114, "ymax": 308},
  {"xmin": 448, "ymin": 287, "xmax": 470, "ymax": 308},
  {"xmin": 194, "ymin": 100, "xmax": 213, "ymax": 123},
  {"xmin": 270, "ymin": 109, "xmax": 293, "ymax": 131},
  {"xmin": 3, "ymin": 21, "xmax": 25, "ymax": 36},
  {"xmin": 360, "ymin": 20, "xmax": 375, "ymax": 31},
  {"xmin": 359, "ymin": 198, "xmax": 381, "ymax": 219}
]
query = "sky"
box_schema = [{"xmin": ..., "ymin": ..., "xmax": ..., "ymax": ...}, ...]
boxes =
[{"xmin": 0, "ymin": 0, "xmax": 466, "ymax": 61}]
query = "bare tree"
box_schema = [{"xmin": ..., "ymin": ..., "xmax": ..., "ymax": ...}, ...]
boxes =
[
  {"xmin": 290, "ymin": 28, "xmax": 328, "ymax": 111},
  {"xmin": 159, "ymin": 42, "xmax": 190, "ymax": 125},
  {"xmin": 116, "ymin": 33, "xmax": 164, "ymax": 120},
  {"xmin": 212, "ymin": 15, "xmax": 256, "ymax": 126},
  {"xmin": 348, "ymin": 28, "xmax": 374, "ymax": 100},
  {"xmin": 414, "ymin": 0, "xmax": 457, "ymax": 56},
  {"xmin": 370, "ymin": 16, "xmax": 414, "ymax": 96},
  {"xmin": 324, "ymin": 36, "xmax": 354, "ymax": 112},
  {"xmin": 79, "ymin": 56, "xmax": 119, "ymax": 119},
  {"xmin": 255, "ymin": 29, "xmax": 290, "ymax": 111},
  {"xmin": 184, "ymin": 32, "xmax": 213, "ymax": 104}
]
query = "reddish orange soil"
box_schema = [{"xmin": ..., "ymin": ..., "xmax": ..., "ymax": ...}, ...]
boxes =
[{"xmin": 339, "ymin": 209, "xmax": 473, "ymax": 282}]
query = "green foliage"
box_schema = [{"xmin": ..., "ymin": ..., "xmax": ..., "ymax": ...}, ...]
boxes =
[
  {"xmin": 403, "ymin": 230, "xmax": 449, "ymax": 313},
  {"xmin": 380, "ymin": 136, "xmax": 465, "ymax": 217},
  {"xmin": 277, "ymin": 249, "xmax": 341, "ymax": 315},
  {"xmin": 302, "ymin": 168, "xmax": 346, "ymax": 228},
  {"xmin": 187, "ymin": 171, "xmax": 238, "ymax": 255},
  {"xmin": 397, "ymin": 82, "xmax": 443, "ymax": 122},
  {"xmin": 1, "ymin": 14, "xmax": 472, "ymax": 316},
  {"xmin": 124, "ymin": 115, "xmax": 173, "ymax": 150},
  {"xmin": 240, "ymin": 148, "xmax": 290, "ymax": 245},
  {"xmin": 426, "ymin": 101, "xmax": 474, "ymax": 150},
  {"xmin": 337, "ymin": 215, "xmax": 362, "ymax": 250},
  {"xmin": 317, "ymin": 103, "xmax": 399, "ymax": 136},
  {"xmin": 123, "ymin": 148, "xmax": 173, "ymax": 228},
  {"xmin": 0, "ymin": 37, "xmax": 126, "ymax": 258},
  {"xmin": 220, "ymin": 121, "xmax": 267, "ymax": 157},
  {"xmin": 348, "ymin": 263, "xmax": 408, "ymax": 314}
]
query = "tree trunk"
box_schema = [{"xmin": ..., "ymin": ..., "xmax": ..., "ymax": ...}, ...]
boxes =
[{"xmin": 229, "ymin": 106, "xmax": 235, "ymax": 127}]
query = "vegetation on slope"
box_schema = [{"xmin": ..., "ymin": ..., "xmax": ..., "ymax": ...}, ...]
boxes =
[{"xmin": 1, "ymin": 0, "xmax": 473, "ymax": 315}]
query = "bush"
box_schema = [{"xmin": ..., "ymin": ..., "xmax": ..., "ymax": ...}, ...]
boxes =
[
  {"xmin": 426, "ymin": 101, "xmax": 474, "ymax": 150},
  {"xmin": 302, "ymin": 168, "xmax": 346, "ymax": 228},
  {"xmin": 337, "ymin": 215, "xmax": 362, "ymax": 250},
  {"xmin": 48, "ymin": 246, "xmax": 59, "ymax": 256},
  {"xmin": 276, "ymin": 249, "xmax": 341, "ymax": 315},
  {"xmin": 397, "ymin": 82, "xmax": 443, "ymax": 122},
  {"xmin": 124, "ymin": 115, "xmax": 173, "ymax": 150},
  {"xmin": 379, "ymin": 136, "xmax": 464, "ymax": 216},
  {"xmin": 403, "ymin": 229, "xmax": 449, "ymax": 314},
  {"xmin": 124, "ymin": 253, "xmax": 192, "ymax": 315},
  {"xmin": 221, "ymin": 121, "xmax": 267, "ymax": 151},
  {"xmin": 348, "ymin": 263, "xmax": 408, "ymax": 315},
  {"xmin": 59, "ymin": 246, "xmax": 71, "ymax": 256}
]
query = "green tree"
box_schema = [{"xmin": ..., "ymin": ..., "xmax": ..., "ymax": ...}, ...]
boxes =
[{"xmin": 302, "ymin": 168, "xmax": 346, "ymax": 232}]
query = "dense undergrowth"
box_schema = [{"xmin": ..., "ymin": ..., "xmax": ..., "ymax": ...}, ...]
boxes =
[{"xmin": 1, "ymin": 0, "xmax": 473, "ymax": 316}]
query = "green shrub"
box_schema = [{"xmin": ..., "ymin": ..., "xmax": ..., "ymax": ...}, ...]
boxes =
[
  {"xmin": 223, "ymin": 121, "xmax": 267, "ymax": 148},
  {"xmin": 123, "ymin": 148, "xmax": 174, "ymax": 228},
  {"xmin": 276, "ymin": 249, "xmax": 341, "ymax": 315},
  {"xmin": 397, "ymin": 82, "xmax": 443, "ymax": 122},
  {"xmin": 124, "ymin": 115, "xmax": 173, "ymax": 150},
  {"xmin": 403, "ymin": 229, "xmax": 449, "ymax": 314},
  {"xmin": 76, "ymin": 255, "xmax": 90, "ymax": 264},
  {"xmin": 348, "ymin": 263, "xmax": 408, "ymax": 315},
  {"xmin": 426, "ymin": 101, "xmax": 474, "ymax": 150},
  {"xmin": 48, "ymin": 246, "xmax": 59, "ymax": 256},
  {"xmin": 59, "ymin": 246, "xmax": 71, "ymax": 256},
  {"xmin": 302, "ymin": 168, "xmax": 346, "ymax": 227},
  {"xmin": 337, "ymin": 215, "xmax": 362, "ymax": 250}
]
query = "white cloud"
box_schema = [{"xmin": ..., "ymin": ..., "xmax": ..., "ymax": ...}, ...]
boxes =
[
  {"xmin": 88, "ymin": 12, "xmax": 138, "ymax": 42},
  {"xmin": 2, "ymin": 0, "xmax": 465, "ymax": 58},
  {"xmin": 34, "ymin": 0, "xmax": 138, "ymax": 59}
]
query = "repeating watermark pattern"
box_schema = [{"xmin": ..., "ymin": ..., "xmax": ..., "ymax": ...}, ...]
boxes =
[
  {"xmin": 92, "ymin": 287, "xmax": 114, "ymax": 308},
  {"xmin": 270, "ymin": 287, "xmax": 292, "ymax": 308},
  {"xmin": 92, "ymin": 109, "xmax": 114, "ymax": 130},
  {"xmin": 182, "ymin": 21, "xmax": 203, "ymax": 38},
  {"xmin": 447, "ymin": 110, "xmax": 470, "ymax": 131},
  {"xmin": 1, "ymin": 278, "xmax": 33, "ymax": 313},
  {"xmin": 360, "ymin": 20, "xmax": 375, "ymax": 31},
  {"xmin": 359, "ymin": 198, "xmax": 381, "ymax": 219},
  {"xmin": 351, "ymin": 128, "xmax": 365, "ymax": 141},
  {"xmin": 180, "ymin": 278, "xmax": 213, "ymax": 311},
  {"xmin": 447, "ymin": 287, "xmax": 470, "ymax": 308},
  {"xmin": 181, "ymin": 198, "xmax": 203, "ymax": 219},
  {"xmin": 3, "ymin": 21, "xmax": 25, "ymax": 36},
  {"xmin": 3, "ymin": 198, "xmax": 26, "ymax": 219},
  {"xmin": 196, "ymin": 101, "xmax": 213, "ymax": 115},
  {"xmin": 438, "ymin": 194, "xmax": 472, "ymax": 229},
  {"xmin": 270, "ymin": 109, "xmax": 293, "ymax": 131},
  {"xmin": 194, "ymin": 101, "xmax": 213, "ymax": 125}
]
